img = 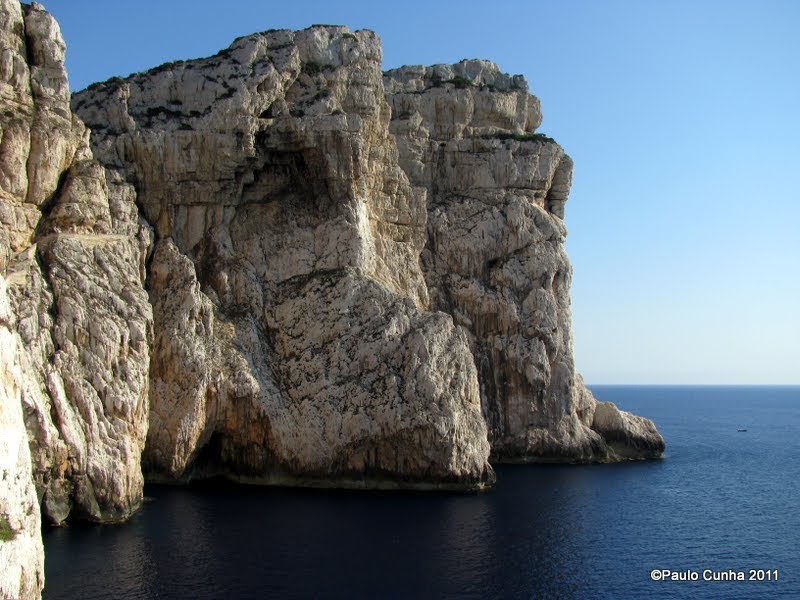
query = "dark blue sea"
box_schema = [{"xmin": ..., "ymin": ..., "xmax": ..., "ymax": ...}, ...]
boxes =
[{"xmin": 42, "ymin": 385, "xmax": 800, "ymax": 599}]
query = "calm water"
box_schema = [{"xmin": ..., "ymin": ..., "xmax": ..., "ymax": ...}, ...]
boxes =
[{"xmin": 43, "ymin": 386, "xmax": 800, "ymax": 599}]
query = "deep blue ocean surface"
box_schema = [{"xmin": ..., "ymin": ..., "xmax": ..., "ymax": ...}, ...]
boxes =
[{"xmin": 42, "ymin": 385, "xmax": 800, "ymax": 599}]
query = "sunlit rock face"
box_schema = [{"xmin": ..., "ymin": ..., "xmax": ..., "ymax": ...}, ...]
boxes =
[
  {"xmin": 73, "ymin": 25, "xmax": 662, "ymax": 481},
  {"xmin": 0, "ymin": 0, "xmax": 151, "ymax": 531},
  {"xmin": 0, "ymin": 11, "xmax": 663, "ymax": 581},
  {"xmin": 385, "ymin": 62, "xmax": 664, "ymax": 462},
  {"xmin": 0, "ymin": 7, "xmax": 666, "ymax": 597},
  {"xmin": 0, "ymin": 275, "xmax": 44, "ymax": 600},
  {"xmin": 73, "ymin": 26, "xmax": 494, "ymax": 491}
]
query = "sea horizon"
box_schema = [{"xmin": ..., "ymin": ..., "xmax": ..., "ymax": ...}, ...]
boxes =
[{"xmin": 588, "ymin": 383, "xmax": 800, "ymax": 387}]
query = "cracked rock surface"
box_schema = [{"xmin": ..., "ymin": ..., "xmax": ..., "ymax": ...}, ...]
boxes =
[
  {"xmin": 0, "ymin": 9, "xmax": 664, "ymax": 593},
  {"xmin": 0, "ymin": 274, "xmax": 44, "ymax": 600},
  {"xmin": 70, "ymin": 25, "xmax": 662, "ymax": 481},
  {"xmin": 0, "ymin": 7, "xmax": 664, "ymax": 598},
  {"xmin": 385, "ymin": 62, "xmax": 664, "ymax": 461},
  {"xmin": 74, "ymin": 26, "xmax": 494, "ymax": 491},
  {"xmin": 1, "ymin": 0, "xmax": 152, "ymax": 535}
]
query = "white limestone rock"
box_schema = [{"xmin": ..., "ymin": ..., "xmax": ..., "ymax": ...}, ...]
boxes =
[
  {"xmin": 75, "ymin": 26, "xmax": 494, "ymax": 490},
  {"xmin": 385, "ymin": 62, "xmax": 664, "ymax": 461},
  {"xmin": 146, "ymin": 239, "xmax": 491, "ymax": 488},
  {"xmin": 0, "ymin": 0, "xmax": 153, "ymax": 527},
  {"xmin": 591, "ymin": 400, "xmax": 665, "ymax": 459},
  {"xmin": 0, "ymin": 275, "xmax": 44, "ymax": 600},
  {"xmin": 0, "ymin": 7, "xmax": 666, "ymax": 592},
  {"xmin": 383, "ymin": 60, "xmax": 542, "ymax": 140}
]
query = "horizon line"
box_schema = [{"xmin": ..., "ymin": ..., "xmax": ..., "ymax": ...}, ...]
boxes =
[{"xmin": 586, "ymin": 382, "xmax": 800, "ymax": 387}]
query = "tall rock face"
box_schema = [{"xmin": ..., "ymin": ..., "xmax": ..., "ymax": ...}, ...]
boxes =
[
  {"xmin": 0, "ymin": 0, "xmax": 152, "ymax": 531},
  {"xmin": 0, "ymin": 276, "xmax": 44, "ymax": 600},
  {"xmin": 0, "ymin": 6, "xmax": 665, "ymax": 596},
  {"xmin": 0, "ymin": 6, "xmax": 662, "ymax": 574},
  {"xmin": 384, "ymin": 62, "xmax": 664, "ymax": 461},
  {"xmin": 73, "ymin": 26, "xmax": 493, "ymax": 490}
]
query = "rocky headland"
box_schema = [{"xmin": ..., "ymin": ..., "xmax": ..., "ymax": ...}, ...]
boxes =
[{"xmin": 0, "ymin": 2, "xmax": 663, "ymax": 597}]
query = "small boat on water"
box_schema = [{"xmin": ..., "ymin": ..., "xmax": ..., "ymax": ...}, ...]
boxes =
[{"xmin": 737, "ymin": 428, "xmax": 748, "ymax": 432}]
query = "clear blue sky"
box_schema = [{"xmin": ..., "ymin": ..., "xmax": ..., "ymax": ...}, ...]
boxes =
[{"xmin": 41, "ymin": 0, "xmax": 799, "ymax": 384}]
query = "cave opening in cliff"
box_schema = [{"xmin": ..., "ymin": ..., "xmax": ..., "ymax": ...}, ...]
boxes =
[{"xmin": 188, "ymin": 432, "xmax": 228, "ymax": 480}]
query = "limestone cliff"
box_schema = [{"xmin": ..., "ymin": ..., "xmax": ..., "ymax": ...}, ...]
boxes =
[
  {"xmin": 0, "ymin": 8, "xmax": 665, "ymax": 590},
  {"xmin": 0, "ymin": 0, "xmax": 152, "ymax": 535},
  {"xmin": 0, "ymin": 275, "xmax": 43, "ymax": 600},
  {"xmin": 72, "ymin": 26, "xmax": 493, "ymax": 491},
  {"xmin": 385, "ymin": 63, "xmax": 664, "ymax": 461},
  {"xmin": 67, "ymin": 21, "xmax": 662, "ymax": 480},
  {"xmin": 0, "ymin": 6, "xmax": 667, "ymax": 598}
]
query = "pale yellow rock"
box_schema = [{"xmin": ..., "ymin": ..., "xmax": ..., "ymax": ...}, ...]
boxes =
[
  {"xmin": 75, "ymin": 26, "xmax": 494, "ymax": 490},
  {"xmin": 7, "ymin": 191, "xmax": 152, "ymax": 525},
  {"xmin": 145, "ymin": 238, "xmax": 490, "ymax": 488},
  {"xmin": 75, "ymin": 27, "xmax": 428, "ymax": 307},
  {"xmin": 591, "ymin": 400, "xmax": 665, "ymax": 460},
  {"xmin": 385, "ymin": 62, "xmax": 664, "ymax": 461},
  {"xmin": 0, "ymin": 275, "xmax": 44, "ymax": 600},
  {"xmin": 1, "ymin": 0, "xmax": 153, "ymax": 529},
  {"xmin": 0, "ymin": 7, "xmax": 666, "ymax": 593}
]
